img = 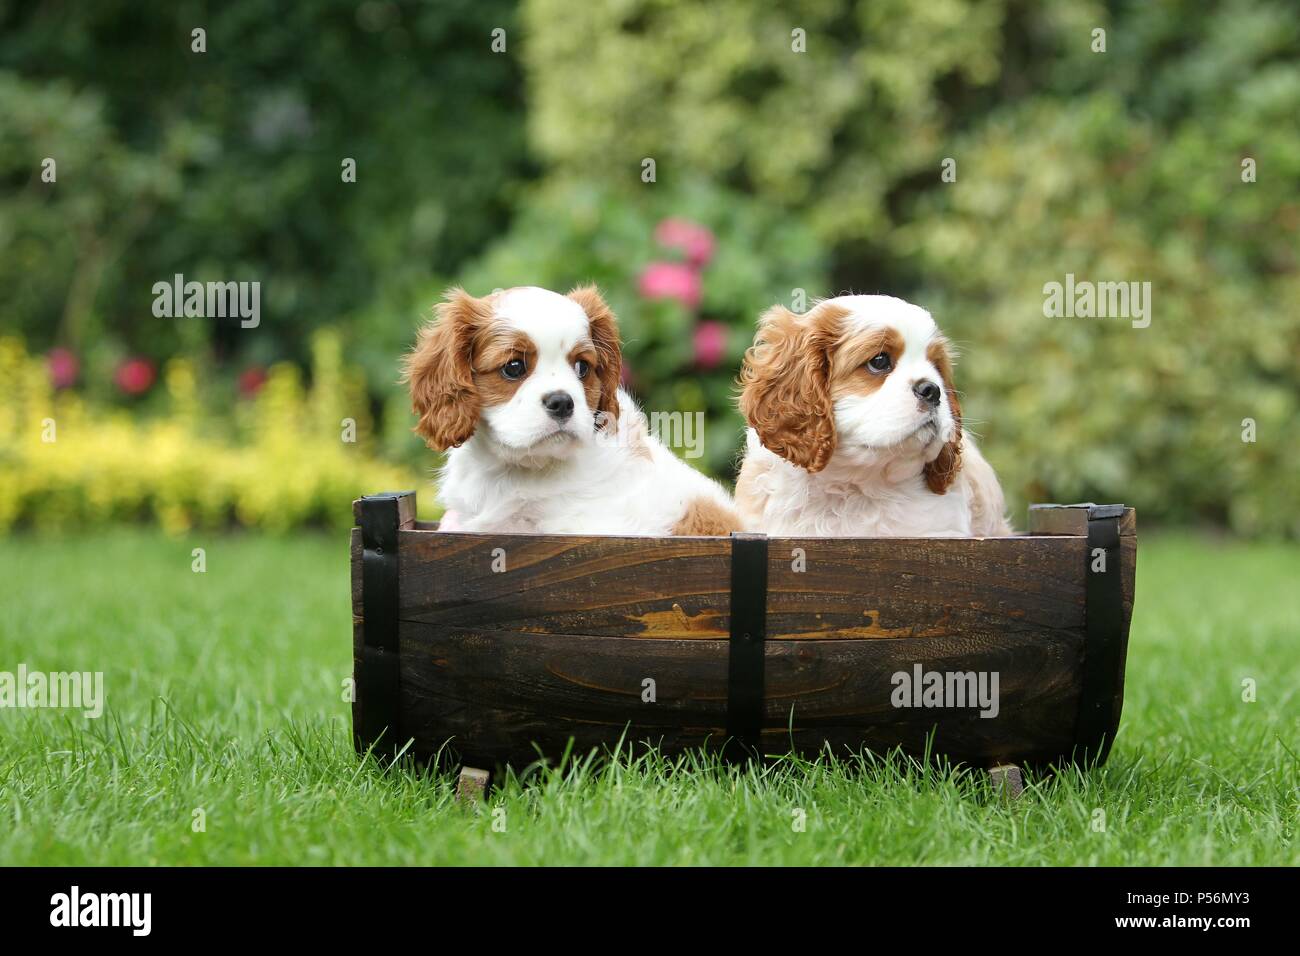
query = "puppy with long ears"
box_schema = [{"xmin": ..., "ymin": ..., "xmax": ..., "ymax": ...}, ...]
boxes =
[
  {"xmin": 404, "ymin": 284, "xmax": 739, "ymax": 536},
  {"xmin": 735, "ymin": 295, "xmax": 1012, "ymax": 537}
]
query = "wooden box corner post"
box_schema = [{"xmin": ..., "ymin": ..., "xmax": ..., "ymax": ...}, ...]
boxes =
[
  {"xmin": 724, "ymin": 531, "xmax": 768, "ymax": 763},
  {"xmin": 1028, "ymin": 503, "xmax": 1136, "ymax": 767},
  {"xmin": 351, "ymin": 490, "xmax": 417, "ymax": 762}
]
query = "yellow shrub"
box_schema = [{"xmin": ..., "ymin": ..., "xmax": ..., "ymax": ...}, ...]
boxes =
[{"xmin": 0, "ymin": 335, "xmax": 432, "ymax": 533}]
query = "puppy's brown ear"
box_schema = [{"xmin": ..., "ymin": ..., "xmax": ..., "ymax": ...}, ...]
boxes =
[
  {"xmin": 923, "ymin": 336, "xmax": 963, "ymax": 494},
  {"xmin": 402, "ymin": 287, "xmax": 492, "ymax": 450},
  {"xmin": 567, "ymin": 284, "xmax": 622, "ymax": 427},
  {"xmin": 738, "ymin": 303, "xmax": 844, "ymax": 473}
]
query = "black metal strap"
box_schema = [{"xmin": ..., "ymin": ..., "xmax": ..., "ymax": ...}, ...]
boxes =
[
  {"xmin": 1077, "ymin": 504, "xmax": 1126, "ymax": 764},
  {"xmin": 726, "ymin": 533, "xmax": 768, "ymax": 759},
  {"xmin": 357, "ymin": 494, "xmax": 405, "ymax": 758}
]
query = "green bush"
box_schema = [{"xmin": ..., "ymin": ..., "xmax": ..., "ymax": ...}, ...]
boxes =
[
  {"xmin": 903, "ymin": 99, "xmax": 1300, "ymax": 535},
  {"xmin": 515, "ymin": 0, "xmax": 1300, "ymax": 534},
  {"xmin": 522, "ymin": 0, "xmax": 1005, "ymax": 246},
  {"xmin": 898, "ymin": 3, "xmax": 1300, "ymax": 534},
  {"xmin": 0, "ymin": 0, "xmax": 528, "ymax": 375}
]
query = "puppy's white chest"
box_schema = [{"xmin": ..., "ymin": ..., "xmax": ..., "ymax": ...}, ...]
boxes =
[{"xmin": 777, "ymin": 476, "xmax": 971, "ymax": 537}]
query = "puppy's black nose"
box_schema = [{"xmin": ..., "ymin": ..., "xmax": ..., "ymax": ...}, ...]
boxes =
[
  {"xmin": 913, "ymin": 380, "xmax": 942, "ymax": 408},
  {"xmin": 541, "ymin": 390, "xmax": 575, "ymax": 421}
]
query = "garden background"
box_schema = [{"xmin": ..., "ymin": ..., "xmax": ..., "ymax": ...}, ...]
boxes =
[
  {"xmin": 3, "ymin": 0, "xmax": 1298, "ymax": 534},
  {"xmin": 1, "ymin": 1, "xmax": 1297, "ymax": 866}
]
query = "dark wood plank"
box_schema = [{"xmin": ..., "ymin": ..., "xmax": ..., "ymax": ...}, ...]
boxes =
[
  {"xmin": 1027, "ymin": 504, "xmax": 1136, "ymax": 537},
  {"xmin": 1121, "ymin": 537, "xmax": 1136, "ymax": 628},
  {"xmin": 352, "ymin": 491, "xmax": 418, "ymax": 529},
  {"xmin": 764, "ymin": 536, "xmax": 1087, "ymax": 641},
  {"xmin": 761, "ymin": 634, "xmax": 1081, "ymax": 764},
  {"xmin": 399, "ymin": 624, "xmax": 731, "ymax": 766},
  {"xmin": 350, "ymin": 506, "xmax": 1139, "ymax": 770},
  {"xmin": 395, "ymin": 532, "xmax": 1130, "ymax": 641},
  {"xmin": 396, "ymin": 620, "xmax": 1085, "ymax": 768},
  {"xmin": 399, "ymin": 532, "xmax": 733, "ymax": 639}
]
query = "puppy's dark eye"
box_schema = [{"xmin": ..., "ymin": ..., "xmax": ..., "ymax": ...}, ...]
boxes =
[
  {"xmin": 866, "ymin": 352, "xmax": 892, "ymax": 374},
  {"xmin": 574, "ymin": 359, "xmax": 591, "ymax": 379},
  {"xmin": 501, "ymin": 358, "xmax": 527, "ymax": 380}
]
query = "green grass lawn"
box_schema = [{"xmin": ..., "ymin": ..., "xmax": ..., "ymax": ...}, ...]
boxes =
[{"xmin": 0, "ymin": 528, "xmax": 1295, "ymax": 866}]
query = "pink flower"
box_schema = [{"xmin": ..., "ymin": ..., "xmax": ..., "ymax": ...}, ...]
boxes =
[
  {"xmin": 114, "ymin": 357, "xmax": 156, "ymax": 396},
  {"xmin": 238, "ymin": 365, "xmax": 268, "ymax": 398},
  {"xmin": 638, "ymin": 261, "xmax": 702, "ymax": 310},
  {"xmin": 47, "ymin": 348, "xmax": 79, "ymax": 389},
  {"xmin": 655, "ymin": 218, "xmax": 715, "ymax": 267},
  {"xmin": 693, "ymin": 321, "xmax": 728, "ymax": 370}
]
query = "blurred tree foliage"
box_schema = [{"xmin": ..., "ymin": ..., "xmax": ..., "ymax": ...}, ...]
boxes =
[
  {"xmin": 0, "ymin": 0, "xmax": 528, "ymax": 373},
  {"xmin": 2, "ymin": 0, "xmax": 1296, "ymax": 534},
  {"xmin": 510, "ymin": 0, "xmax": 1300, "ymax": 533},
  {"xmin": 523, "ymin": 0, "xmax": 1006, "ymax": 261}
]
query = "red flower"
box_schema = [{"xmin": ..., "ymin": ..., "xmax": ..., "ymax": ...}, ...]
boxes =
[
  {"xmin": 114, "ymin": 357, "xmax": 156, "ymax": 396},
  {"xmin": 693, "ymin": 320, "xmax": 728, "ymax": 370},
  {"xmin": 654, "ymin": 218, "xmax": 715, "ymax": 267},
  {"xmin": 47, "ymin": 348, "xmax": 79, "ymax": 389},
  {"xmin": 638, "ymin": 261, "xmax": 702, "ymax": 310},
  {"xmin": 238, "ymin": 366, "xmax": 268, "ymax": 398}
]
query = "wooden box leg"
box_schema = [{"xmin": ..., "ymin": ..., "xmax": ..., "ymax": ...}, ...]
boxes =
[
  {"xmin": 456, "ymin": 766, "xmax": 491, "ymax": 804},
  {"xmin": 988, "ymin": 763, "xmax": 1025, "ymax": 800}
]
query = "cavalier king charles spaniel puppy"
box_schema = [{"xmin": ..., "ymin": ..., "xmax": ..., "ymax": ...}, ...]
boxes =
[
  {"xmin": 735, "ymin": 295, "xmax": 1012, "ymax": 537},
  {"xmin": 404, "ymin": 285, "xmax": 739, "ymax": 536}
]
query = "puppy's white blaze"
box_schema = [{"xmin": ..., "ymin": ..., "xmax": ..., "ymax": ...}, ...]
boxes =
[
  {"xmin": 826, "ymin": 295, "xmax": 956, "ymax": 454},
  {"xmin": 481, "ymin": 287, "xmax": 597, "ymax": 454},
  {"xmin": 834, "ymin": 295, "xmax": 936, "ymax": 339},
  {"xmin": 494, "ymin": 286, "xmax": 591, "ymax": 347}
]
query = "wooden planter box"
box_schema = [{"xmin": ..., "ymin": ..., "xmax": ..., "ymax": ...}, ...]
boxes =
[{"xmin": 350, "ymin": 492, "xmax": 1135, "ymax": 775}]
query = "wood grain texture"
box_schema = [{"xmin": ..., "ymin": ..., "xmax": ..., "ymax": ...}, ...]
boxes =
[
  {"xmin": 1027, "ymin": 504, "xmax": 1136, "ymax": 537},
  {"xmin": 764, "ymin": 536, "xmax": 1087, "ymax": 641},
  {"xmin": 398, "ymin": 623, "xmax": 730, "ymax": 767},
  {"xmin": 399, "ymin": 532, "xmax": 733, "ymax": 639},
  {"xmin": 395, "ymin": 621, "xmax": 1083, "ymax": 766},
  {"xmin": 395, "ymin": 531, "xmax": 1132, "ymax": 642},
  {"xmin": 760, "ymin": 634, "xmax": 1080, "ymax": 765},
  {"xmin": 350, "ymin": 502, "xmax": 1138, "ymax": 770},
  {"xmin": 352, "ymin": 491, "xmax": 418, "ymax": 528}
]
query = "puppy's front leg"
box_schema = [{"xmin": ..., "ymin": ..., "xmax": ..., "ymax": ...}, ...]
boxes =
[{"xmin": 436, "ymin": 509, "xmax": 464, "ymax": 532}]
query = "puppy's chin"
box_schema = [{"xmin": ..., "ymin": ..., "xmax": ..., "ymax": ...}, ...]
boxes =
[
  {"xmin": 483, "ymin": 422, "xmax": 590, "ymax": 468},
  {"xmin": 830, "ymin": 411, "xmax": 954, "ymax": 473}
]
